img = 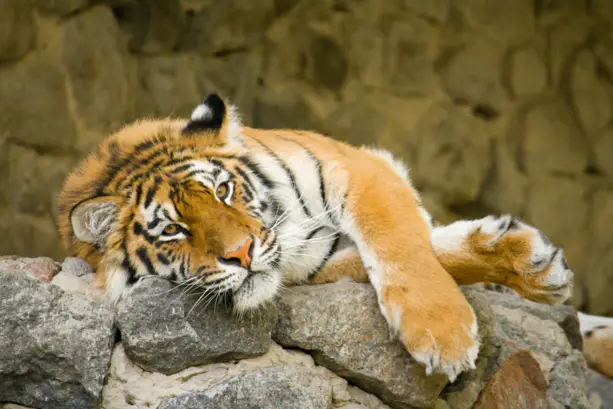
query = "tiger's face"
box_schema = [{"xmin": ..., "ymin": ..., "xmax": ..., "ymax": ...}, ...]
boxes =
[{"xmin": 60, "ymin": 95, "xmax": 281, "ymax": 310}]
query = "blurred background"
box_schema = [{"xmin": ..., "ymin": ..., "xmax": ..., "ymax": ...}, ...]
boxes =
[{"xmin": 0, "ymin": 0, "xmax": 612, "ymax": 315}]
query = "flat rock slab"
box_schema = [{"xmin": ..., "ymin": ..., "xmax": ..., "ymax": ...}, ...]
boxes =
[
  {"xmin": 0, "ymin": 258, "xmax": 115, "ymax": 409},
  {"xmin": 272, "ymin": 280, "xmax": 497, "ymax": 409},
  {"xmin": 116, "ymin": 277, "xmax": 278, "ymax": 374},
  {"xmin": 157, "ymin": 366, "xmax": 333, "ymax": 409}
]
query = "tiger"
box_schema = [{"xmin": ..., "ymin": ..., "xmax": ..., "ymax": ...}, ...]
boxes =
[{"xmin": 57, "ymin": 93, "xmax": 573, "ymax": 382}]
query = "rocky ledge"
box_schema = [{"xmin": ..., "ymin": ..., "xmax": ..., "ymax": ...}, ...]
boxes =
[{"xmin": 0, "ymin": 257, "xmax": 601, "ymax": 409}]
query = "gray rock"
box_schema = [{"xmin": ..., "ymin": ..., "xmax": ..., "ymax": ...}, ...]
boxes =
[
  {"xmin": 548, "ymin": 350, "xmax": 592, "ymax": 409},
  {"xmin": 116, "ymin": 277, "xmax": 278, "ymax": 374},
  {"xmin": 158, "ymin": 366, "xmax": 332, "ymax": 409},
  {"xmin": 273, "ymin": 280, "xmax": 456, "ymax": 409},
  {"xmin": 0, "ymin": 259, "xmax": 115, "ymax": 409},
  {"xmin": 588, "ymin": 369, "xmax": 613, "ymax": 409},
  {"xmin": 61, "ymin": 257, "xmax": 94, "ymax": 277},
  {"xmin": 481, "ymin": 287, "xmax": 583, "ymax": 350}
]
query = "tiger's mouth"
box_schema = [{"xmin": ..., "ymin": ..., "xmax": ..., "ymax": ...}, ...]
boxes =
[{"xmin": 189, "ymin": 234, "xmax": 283, "ymax": 312}]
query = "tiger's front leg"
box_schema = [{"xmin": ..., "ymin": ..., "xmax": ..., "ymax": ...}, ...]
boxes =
[{"xmin": 335, "ymin": 150, "xmax": 479, "ymax": 382}]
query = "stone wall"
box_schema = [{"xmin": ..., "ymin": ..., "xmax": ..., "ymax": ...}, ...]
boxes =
[{"xmin": 1, "ymin": 0, "xmax": 613, "ymax": 314}]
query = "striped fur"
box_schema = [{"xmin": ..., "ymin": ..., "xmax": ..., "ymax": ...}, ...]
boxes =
[{"xmin": 58, "ymin": 94, "xmax": 574, "ymax": 382}]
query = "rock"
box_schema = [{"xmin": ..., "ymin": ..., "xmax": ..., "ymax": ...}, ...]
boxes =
[
  {"xmin": 59, "ymin": 5, "xmax": 134, "ymax": 152},
  {"xmin": 570, "ymin": 50, "xmax": 612, "ymax": 138},
  {"xmin": 0, "ymin": 57, "xmax": 78, "ymax": 150},
  {"xmin": 398, "ymin": 0, "xmax": 450, "ymax": 23},
  {"xmin": 595, "ymin": 129, "xmax": 613, "ymax": 177},
  {"xmin": 254, "ymin": 86, "xmax": 321, "ymax": 131},
  {"xmin": 273, "ymin": 279, "xmax": 481, "ymax": 409},
  {"xmin": 61, "ymin": 257, "xmax": 94, "ymax": 277},
  {"xmin": 526, "ymin": 177, "xmax": 591, "ymax": 308},
  {"xmin": 51, "ymin": 271, "xmax": 105, "ymax": 302},
  {"xmin": 547, "ymin": 350, "xmax": 592, "ymax": 409},
  {"xmin": 0, "ymin": 256, "xmax": 60, "ymax": 283},
  {"xmin": 136, "ymin": 54, "xmax": 203, "ymax": 118},
  {"xmin": 31, "ymin": 0, "xmax": 91, "ymax": 16},
  {"xmin": 103, "ymin": 342, "xmax": 384, "ymax": 409},
  {"xmin": 522, "ymin": 100, "xmax": 588, "ymax": 174},
  {"xmin": 473, "ymin": 350, "xmax": 549, "ymax": 409},
  {"xmin": 455, "ymin": 0, "xmax": 534, "ymax": 44},
  {"xmin": 0, "ymin": 144, "xmax": 74, "ymax": 217},
  {"xmin": 382, "ymin": 15, "xmax": 438, "ymax": 97},
  {"xmin": 0, "ymin": 0, "xmax": 34, "ymax": 62},
  {"xmin": 116, "ymin": 277, "xmax": 278, "ymax": 374},
  {"xmin": 412, "ymin": 102, "xmax": 492, "ymax": 206},
  {"xmin": 181, "ymin": 1, "xmax": 274, "ymax": 53},
  {"xmin": 480, "ymin": 141, "xmax": 529, "ymax": 217},
  {"xmin": 0, "ymin": 208, "xmax": 65, "ymax": 259},
  {"xmin": 586, "ymin": 188, "xmax": 613, "ymax": 315},
  {"xmin": 114, "ymin": 0, "xmax": 186, "ymax": 54},
  {"xmin": 0, "ymin": 258, "xmax": 115, "ymax": 409},
  {"xmin": 303, "ymin": 34, "xmax": 348, "ymax": 93},
  {"xmin": 158, "ymin": 366, "xmax": 333, "ymax": 409},
  {"xmin": 509, "ymin": 46, "xmax": 547, "ymax": 97},
  {"xmin": 588, "ymin": 369, "xmax": 613, "ymax": 409},
  {"xmin": 480, "ymin": 289, "xmax": 583, "ymax": 350},
  {"xmin": 440, "ymin": 43, "xmax": 508, "ymax": 113}
]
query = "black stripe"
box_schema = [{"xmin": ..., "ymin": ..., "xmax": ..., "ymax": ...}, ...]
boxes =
[
  {"xmin": 309, "ymin": 235, "xmax": 341, "ymax": 280},
  {"xmin": 134, "ymin": 184, "xmax": 143, "ymax": 204},
  {"xmin": 144, "ymin": 186, "xmax": 156, "ymax": 208},
  {"xmin": 157, "ymin": 253, "xmax": 170, "ymax": 265},
  {"xmin": 283, "ymin": 138, "xmax": 329, "ymax": 216},
  {"xmin": 235, "ymin": 166, "xmax": 257, "ymax": 193},
  {"xmin": 170, "ymin": 164, "xmax": 193, "ymax": 174},
  {"xmin": 237, "ymin": 156, "xmax": 274, "ymax": 189},
  {"xmin": 306, "ymin": 227, "xmax": 324, "ymax": 241},
  {"xmin": 136, "ymin": 247, "xmax": 157, "ymax": 276},
  {"xmin": 121, "ymin": 245, "xmax": 138, "ymax": 284},
  {"xmin": 147, "ymin": 216, "xmax": 161, "ymax": 229},
  {"xmin": 250, "ymin": 138, "xmax": 313, "ymax": 219}
]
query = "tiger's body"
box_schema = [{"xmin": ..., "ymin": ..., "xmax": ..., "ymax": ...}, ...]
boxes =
[{"xmin": 58, "ymin": 94, "xmax": 574, "ymax": 382}]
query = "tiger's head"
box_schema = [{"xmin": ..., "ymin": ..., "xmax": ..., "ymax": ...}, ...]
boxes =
[{"xmin": 57, "ymin": 94, "xmax": 281, "ymax": 310}]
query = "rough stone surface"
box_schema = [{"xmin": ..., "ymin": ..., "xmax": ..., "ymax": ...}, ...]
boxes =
[
  {"xmin": 102, "ymin": 342, "xmax": 387, "ymax": 409},
  {"xmin": 158, "ymin": 366, "xmax": 333, "ymax": 409},
  {"xmin": 0, "ymin": 0, "xmax": 34, "ymax": 62},
  {"xmin": 588, "ymin": 369, "xmax": 613, "ymax": 409},
  {"xmin": 0, "ymin": 259, "xmax": 115, "ymax": 409},
  {"xmin": 116, "ymin": 277, "xmax": 278, "ymax": 374},
  {"xmin": 273, "ymin": 280, "xmax": 493, "ymax": 409},
  {"xmin": 473, "ymin": 350, "xmax": 549, "ymax": 409},
  {"xmin": 0, "ymin": 257, "xmax": 595, "ymax": 409},
  {"xmin": 413, "ymin": 103, "xmax": 491, "ymax": 206}
]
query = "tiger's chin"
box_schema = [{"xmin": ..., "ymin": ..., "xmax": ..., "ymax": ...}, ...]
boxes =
[{"xmin": 232, "ymin": 270, "xmax": 282, "ymax": 312}]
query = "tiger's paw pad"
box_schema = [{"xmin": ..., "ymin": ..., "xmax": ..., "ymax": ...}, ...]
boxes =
[{"xmin": 476, "ymin": 215, "xmax": 573, "ymax": 304}]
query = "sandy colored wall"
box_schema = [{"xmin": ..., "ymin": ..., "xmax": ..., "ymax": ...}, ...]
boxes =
[{"xmin": 1, "ymin": 0, "xmax": 612, "ymax": 314}]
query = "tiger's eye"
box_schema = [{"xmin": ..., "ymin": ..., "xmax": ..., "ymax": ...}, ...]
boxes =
[
  {"xmin": 216, "ymin": 183, "xmax": 229, "ymax": 199},
  {"xmin": 162, "ymin": 224, "xmax": 180, "ymax": 235}
]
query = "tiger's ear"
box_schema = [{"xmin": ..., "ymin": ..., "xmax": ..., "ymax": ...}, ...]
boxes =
[
  {"xmin": 182, "ymin": 94, "xmax": 242, "ymax": 145},
  {"xmin": 70, "ymin": 196, "xmax": 122, "ymax": 247}
]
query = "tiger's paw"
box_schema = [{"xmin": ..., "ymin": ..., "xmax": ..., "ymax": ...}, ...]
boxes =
[
  {"xmin": 381, "ymin": 284, "xmax": 480, "ymax": 382},
  {"xmin": 473, "ymin": 215, "xmax": 573, "ymax": 305}
]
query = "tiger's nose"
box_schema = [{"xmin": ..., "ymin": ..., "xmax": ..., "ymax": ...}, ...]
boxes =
[{"xmin": 220, "ymin": 237, "xmax": 253, "ymax": 268}]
